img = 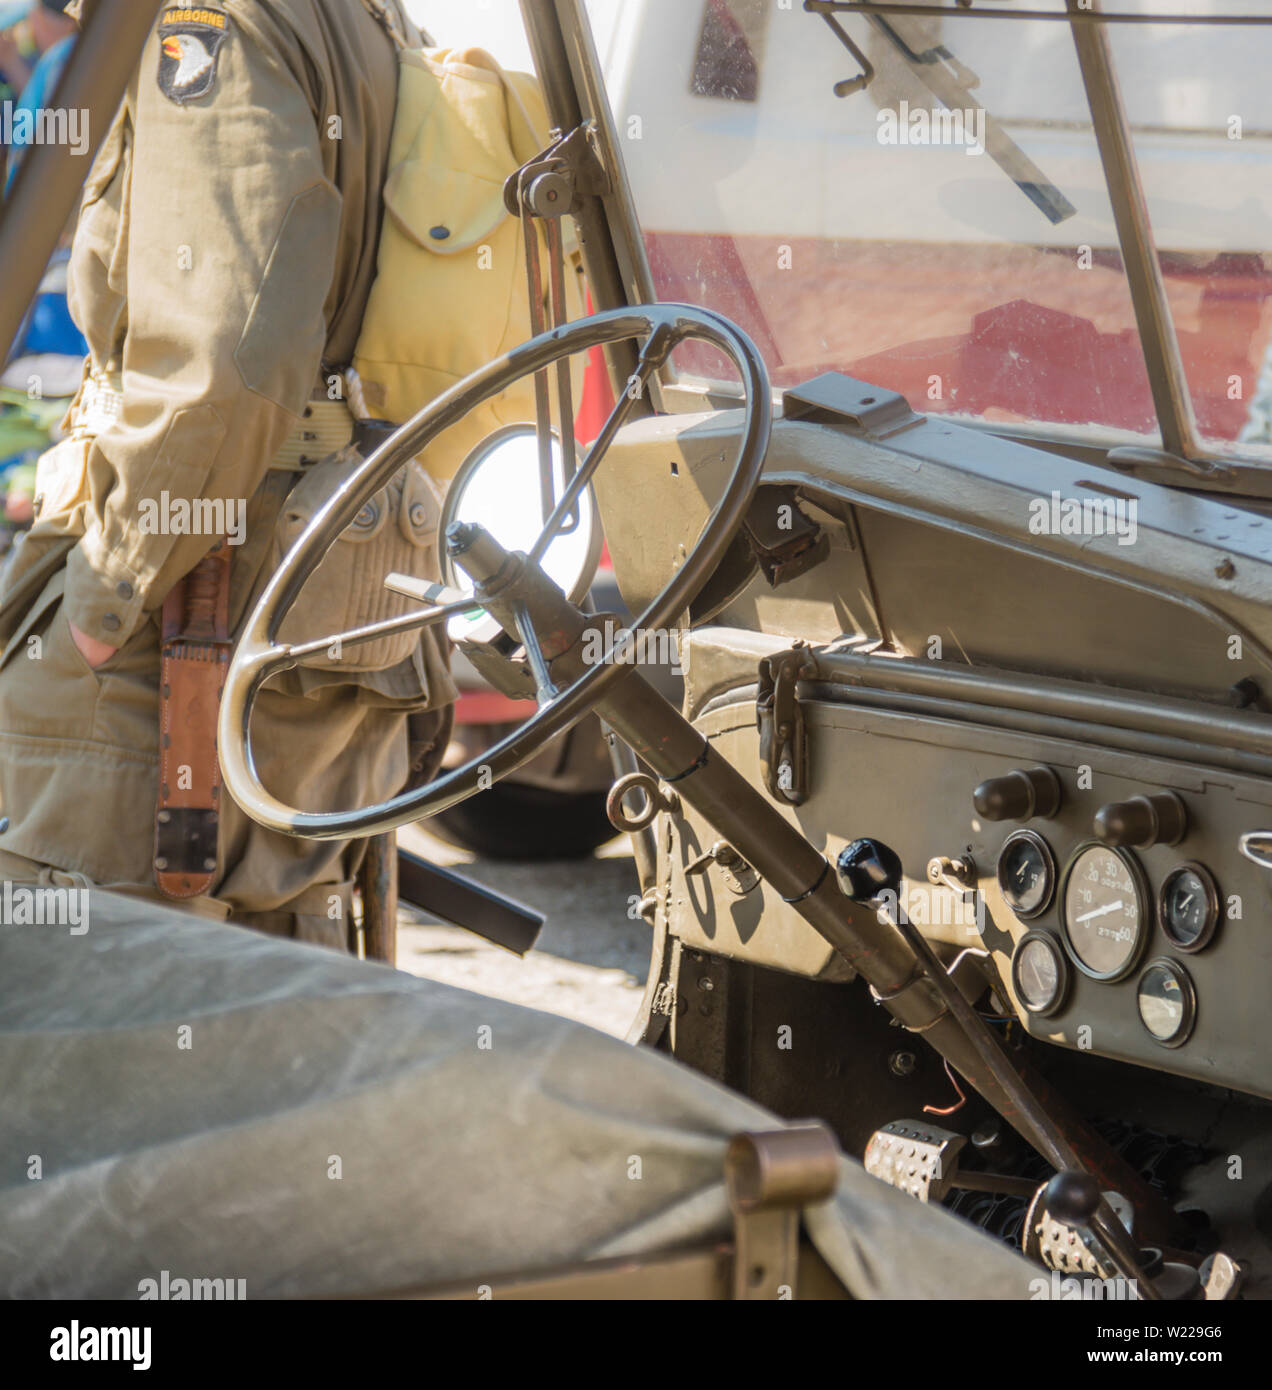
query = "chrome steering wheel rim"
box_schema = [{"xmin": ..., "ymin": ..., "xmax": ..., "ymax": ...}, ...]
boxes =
[{"xmin": 218, "ymin": 303, "xmax": 771, "ymax": 840}]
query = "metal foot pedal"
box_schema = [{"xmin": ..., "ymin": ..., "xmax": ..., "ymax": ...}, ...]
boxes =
[{"xmin": 864, "ymin": 1120, "xmax": 967, "ymax": 1203}]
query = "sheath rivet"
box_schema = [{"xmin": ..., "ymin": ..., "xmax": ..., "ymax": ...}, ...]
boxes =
[
  {"xmin": 116, "ymin": 581, "xmax": 133, "ymax": 600},
  {"xmin": 157, "ymin": 810, "xmax": 171, "ymax": 825},
  {"xmin": 154, "ymin": 856, "xmax": 168, "ymax": 871},
  {"xmin": 0, "ymin": 817, "xmax": 9, "ymax": 833},
  {"xmin": 203, "ymin": 857, "xmax": 217, "ymax": 872},
  {"xmin": 101, "ymin": 613, "xmax": 122, "ymax": 632},
  {"xmin": 429, "ymin": 225, "xmax": 450, "ymax": 240}
]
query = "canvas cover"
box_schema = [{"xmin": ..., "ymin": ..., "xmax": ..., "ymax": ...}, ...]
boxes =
[{"xmin": 0, "ymin": 890, "xmax": 1035, "ymax": 1299}]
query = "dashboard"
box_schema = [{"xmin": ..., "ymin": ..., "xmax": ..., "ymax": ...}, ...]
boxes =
[
  {"xmin": 605, "ymin": 374, "xmax": 1272, "ymax": 1105},
  {"xmin": 666, "ymin": 631, "xmax": 1272, "ymax": 1101}
]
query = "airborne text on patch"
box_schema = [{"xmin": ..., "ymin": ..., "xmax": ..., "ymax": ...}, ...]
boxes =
[{"xmin": 162, "ymin": 9, "xmax": 228, "ymax": 28}]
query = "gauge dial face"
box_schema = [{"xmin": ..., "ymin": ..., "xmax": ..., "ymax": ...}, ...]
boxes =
[
  {"xmin": 997, "ymin": 830, "xmax": 1056, "ymax": 920},
  {"xmin": 1159, "ymin": 864, "xmax": 1220, "ymax": 953},
  {"xmin": 1011, "ymin": 932, "xmax": 1068, "ymax": 1016},
  {"xmin": 1062, "ymin": 844, "xmax": 1146, "ymax": 980},
  {"xmin": 1136, "ymin": 959, "xmax": 1196, "ymax": 1047}
]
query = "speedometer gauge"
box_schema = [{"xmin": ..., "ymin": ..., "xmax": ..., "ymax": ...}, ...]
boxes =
[{"xmin": 1062, "ymin": 843, "xmax": 1147, "ymax": 981}]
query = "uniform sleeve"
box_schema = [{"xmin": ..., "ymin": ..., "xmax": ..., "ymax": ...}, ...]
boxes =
[{"xmin": 63, "ymin": 3, "xmax": 341, "ymax": 645}]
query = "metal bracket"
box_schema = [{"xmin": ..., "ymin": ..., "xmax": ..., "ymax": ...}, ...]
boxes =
[
  {"xmin": 757, "ymin": 646, "xmax": 816, "ymax": 806},
  {"xmin": 684, "ymin": 840, "xmax": 761, "ymax": 897},
  {"xmin": 741, "ymin": 486, "xmax": 831, "ymax": 588},
  {"xmin": 725, "ymin": 1124, "xmax": 839, "ymax": 1300},
  {"xmin": 783, "ymin": 372, "xmax": 922, "ymax": 440},
  {"xmin": 500, "ymin": 122, "xmax": 610, "ymax": 537},
  {"xmin": 503, "ymin": 122, "xmax": 611, "ymax": 221},
  {"xmin": 153, "ymin": 806, "xmax": 218, "ymax": 880},
  {"xmin": 864, "ymin": 1120, "xmax": 968, "ymax": 1202}
]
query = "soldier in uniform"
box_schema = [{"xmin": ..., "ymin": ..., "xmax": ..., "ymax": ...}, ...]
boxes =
[{"xmin": 0, "ymin": 0, "xmax": 455, "ymax": 947}]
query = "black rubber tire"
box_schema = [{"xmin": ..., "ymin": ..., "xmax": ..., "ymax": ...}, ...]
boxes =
[{"xmin": 426, "ymin": 782, "xmax": 617, "ymax": 861}]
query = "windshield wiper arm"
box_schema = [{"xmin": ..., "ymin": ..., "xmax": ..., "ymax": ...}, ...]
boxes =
[{"xmin": 813, "ymin": 4, "xmax": 1077, "ymax": 226}]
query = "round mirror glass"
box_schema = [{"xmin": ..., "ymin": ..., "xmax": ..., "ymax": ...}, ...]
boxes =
[{"xmin": 441, "ymin": 425, "xmax": 601, "ymax": 644}]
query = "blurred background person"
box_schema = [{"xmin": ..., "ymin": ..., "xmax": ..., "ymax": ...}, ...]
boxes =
[
  {"xmin": 1, "ymin": 0, "xmax": 78, "ymax": 191},
  {"xmin": 0, "ymin": 0, "xmax": 82, "ymax": 548}
]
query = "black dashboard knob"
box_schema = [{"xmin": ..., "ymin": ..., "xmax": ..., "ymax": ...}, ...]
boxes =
[
  {"xmin": 973, "ymin": 765, "xmax": 1061, "ymax": 821},
  {"xmin": 835, "ymin": 838, "xmax": 903, "ymax": 902},
  {"xmin": 1044, "ymin": 1170, "xmax": 1101, "ymax": 1227},
  {"xmin": 1094, "ymin": 792, "xmax": 1187, "ymax": 849}
]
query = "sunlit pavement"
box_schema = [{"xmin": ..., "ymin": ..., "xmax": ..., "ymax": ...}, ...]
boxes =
[{"xmin": 394, "ymin": 822, "xmax": 650, "ymax": 1038}]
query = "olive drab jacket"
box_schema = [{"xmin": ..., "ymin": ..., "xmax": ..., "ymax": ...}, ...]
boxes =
[{"xmin": 0, "ymin": 0, "xmax": 453, "ymax": 907}]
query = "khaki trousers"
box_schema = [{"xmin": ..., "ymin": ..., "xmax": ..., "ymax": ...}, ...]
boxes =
[{"xmin": 0, "ymin": 563, "xmax": 409, "ymax": 944}]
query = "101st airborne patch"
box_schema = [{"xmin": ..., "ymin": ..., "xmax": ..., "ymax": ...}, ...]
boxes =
[{"xmin": 156, "ymin": 6, "xmax": 230, "ymax": 105}]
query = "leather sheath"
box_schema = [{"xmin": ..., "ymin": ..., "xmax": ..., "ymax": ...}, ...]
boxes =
[{"xmin": 154, "ymin": 540, "xmax": 232, "ymax": 899}]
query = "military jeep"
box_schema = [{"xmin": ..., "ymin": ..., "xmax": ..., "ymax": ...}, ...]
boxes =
[{"xmin": 5, "ymin": 0, "xmax": 1272, "ymax": 1307}]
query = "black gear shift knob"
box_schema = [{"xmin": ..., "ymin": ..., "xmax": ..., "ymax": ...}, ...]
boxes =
[
  {"xmin": 835, "ymin": 838, "xmax": 904, "ymax": 901},
  {"xmin": 1045, "ymin": 1170, "xmax": 1101, "ymax": 1226}
]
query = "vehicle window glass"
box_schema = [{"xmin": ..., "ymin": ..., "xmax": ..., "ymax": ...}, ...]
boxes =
[
  {"xmin": 1109, "ymin": 11, "xmax": 1272, "ymax": 453},
  {"xmin": 586, "ymin": 0, "xmax": 1269, "ymax": 456}
]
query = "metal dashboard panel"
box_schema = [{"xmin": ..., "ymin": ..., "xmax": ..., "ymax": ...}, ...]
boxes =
[{"xmin": 669, "ymin": 685, "xmax": 1272, "ymax": 1100}]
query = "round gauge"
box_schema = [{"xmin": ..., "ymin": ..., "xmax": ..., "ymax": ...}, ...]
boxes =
[
  {"xmin": 1011, "ymin": 931, "xmax": 1070, "ymax": 1017},
  {"xmin": 997, "ymin": 830, "xmax": 1057, "ymax": 920},
  {"xmin": 1136, "ymin": 958, "xmax": 1197, "ymax": 1048},
  {"xmin": 1062, "ymin": 843, "xmax": 1147, "ymax": 981},
  {"xmin": 1158, "ymin": 863, "xmax": 1221, "ymax": 953}
]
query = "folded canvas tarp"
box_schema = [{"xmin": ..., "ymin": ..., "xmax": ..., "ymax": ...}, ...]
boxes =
[{"xmin": 0, "ymin": 890, "xmax": 1035, "ymax": 1298}]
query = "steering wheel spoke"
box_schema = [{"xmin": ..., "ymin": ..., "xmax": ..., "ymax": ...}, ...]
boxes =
[
  {"xmin": 219, "ymin": 304, "xmax": 771, "ymax": 840},
  {"xmin": 281, "ymin": 591, "xmax": 478, "ymax": 665},
  {"xmin": 528, "ymin": 324, "xmax": 678, "ymax": 567}
]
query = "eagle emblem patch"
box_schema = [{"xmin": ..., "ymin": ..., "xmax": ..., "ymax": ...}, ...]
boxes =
[{"xmin": 157, "ymin": 7, "xmax": 229, "ymax": 104}]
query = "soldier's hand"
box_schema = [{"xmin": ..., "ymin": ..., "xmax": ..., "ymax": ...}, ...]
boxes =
[{"xmin": 68, "ymin": 619, "xmax": 119, "ymax": 670}]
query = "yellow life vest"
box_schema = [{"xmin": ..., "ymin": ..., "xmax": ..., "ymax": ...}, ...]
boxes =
[{"xmin": 350, "ymin": 43, "xmax": 586, "ymax": 485}]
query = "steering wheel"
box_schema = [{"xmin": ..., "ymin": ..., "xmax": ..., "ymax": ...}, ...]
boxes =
[{"xmin": 218, "ymin": 304, "xmax": 771, "ymax": 840}]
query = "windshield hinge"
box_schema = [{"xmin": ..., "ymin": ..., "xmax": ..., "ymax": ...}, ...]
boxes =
[
  {"xmin": 502, "ymin": 122, "xmax": 612, "ymax": 221},
  {"xmin": 757, "ymin": 644, "xmax": 818, "ymax": 806}
]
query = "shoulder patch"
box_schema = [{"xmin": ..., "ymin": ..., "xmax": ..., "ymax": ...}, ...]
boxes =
[{"xmin": 157, "ymin": 7, "xmax": 230, "ymax": 105}]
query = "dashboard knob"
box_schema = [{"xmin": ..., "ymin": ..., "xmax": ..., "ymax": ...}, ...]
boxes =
[
  {"xmin": 835, "ymin": 838, "xmax": 903, "ymax": 902},
  {"xmin": 1094, "ymin": 792, "xmax": 1187, "ymax": 849},
  {"xmin": 972, "ymin": 765, "xmax": 1061, "ymax": 821}
]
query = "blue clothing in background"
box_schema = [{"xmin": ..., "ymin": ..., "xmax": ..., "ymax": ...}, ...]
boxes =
[{"xmin": 5, "ymin": 32, "xmax": 73, "ymax": 192}]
